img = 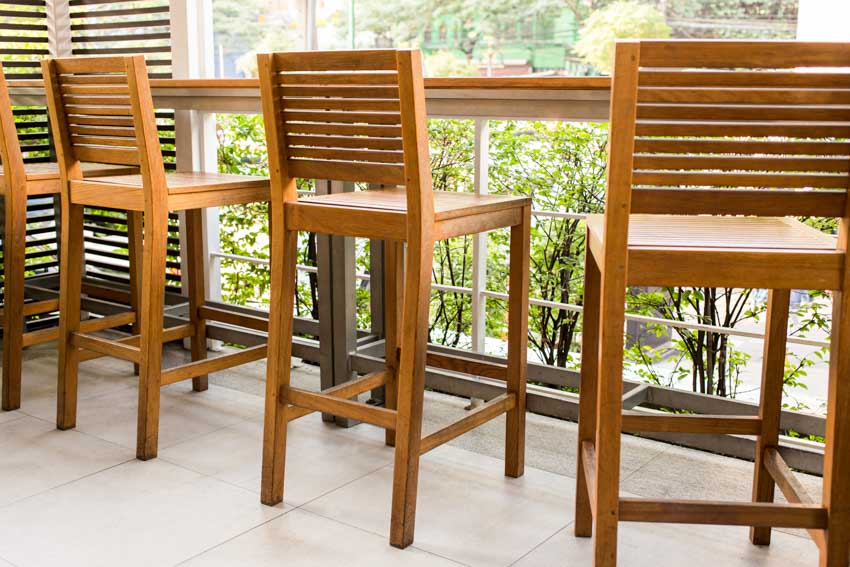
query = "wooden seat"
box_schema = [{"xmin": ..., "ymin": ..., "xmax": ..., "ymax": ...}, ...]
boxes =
[
  {"xmin": 41, "ymin": 55, "xmax": 271, "ymax": 459},
  {"xmin": 257, "ymin": 49, "xmax": 531, "ymax": 549},
  {"xmin": 0, "ymin": 61, "xmax": 136, "ymax": 412},
  {"xmin": 585, "ymin": 214, "xmax": 842, "ymax": 289},
  {"xmin": 575, "ymin": 40, "xmax": 850, "ymax": 567},
  {"xmin": 71, "ymin": 171, "xmax": 270, "ymax": 210}
]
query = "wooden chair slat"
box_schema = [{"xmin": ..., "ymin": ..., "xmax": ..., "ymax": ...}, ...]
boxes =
[
  {"xmin": 273, "ymin": 49, "xmax": 398, "ymax": 72},
  {"xmin": 283, "ymin": 110, "xmax": 401, "ymax": 125},
  {"xmin": 65, "ymin": 104, "xmax": 132, "ymax": 116},
  {"xmin": 633, "ymin": 138, "xmax": 850, "ymax": 156},
  {"xmin": 68, "ymin": 124, "xmax": 136, "ymax": 137},
  {"xmin": 277, "ymin": 71, "xmax": 399, "ymax": 86},
  {"xmin": 287, "ymin": 146, "xmax": 403, "ymax": 164},
  {"xmin": 638, "ymin": 87, "xmax": 850, "ymax": 105},
  {"xmin": 636, "ymin": 103, "xmax": 850, "ymax": 122},
  {"xmin": 632, "ymin": 155, "xmax": 850, "ymax": 173},
  {"xmin": 62, "ymin": 95, "xmax": 133, "ymax": 107},
  {"xmin": 58, "ymin": 74, "xmax": 127, "ymax": 85},
  {"xmin": 637, "ymin": 40, "xmax": 850, "ymax": 69},
  {"xmin": 71, "ymin": 135, "xmax": 138, "ymax": 148},
  {"xmin": 60, "ymin": 84, "xmax": 130, "ymax": 95},
  {"xmin": 281, "ymin": 85, "xmax": 400, "ymax": 99},
  {"xmin": 635, "ymin": 121, "xmax": 850, "ymax": 138},
  {"xmin": 631, "ymin": 188, "xmax": 847, "ymax": 217},
  {"xmin": 74, "ymin": 145, "xmax": 140, "ymax": 165},
  {"xmin": 288, "ymin": 158, "xmax": 405, "ymax": 185},
  {"xmin": 282, "ymin": 97, "xmax": 401, "ymax": 112},
  {"xmin": 286, "ymin": 121, "xmax": 402, "ymax": 138},
  {"xmin": 286, "ymin": 133, "xmax": 403, "ymax": 151},
  {"xmin": 639, "ymin": 71, "xmax": 850, "ymax": 89},
  {"xmin": 64, "ymin": 114, "xmax": 134, "ymax": 127},
  {"xmin": 633, "ymin": 171, "xmax": 849, "ymax": 189}
]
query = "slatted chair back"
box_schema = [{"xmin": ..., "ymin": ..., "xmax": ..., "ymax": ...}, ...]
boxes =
[
  {"xmin": 41, "ymin": 55, "xmax": 166, "ymax": 194},
  {"xmin": 608, "ymin": 40, "xmax": 850, "ymax": 220},
  {"xmin": 0, "ymin": 61, "xmax": 27, "ymax": 192},
  {"xmin": 258, "ymin": 49, "xmax": 434, "ymax": 232}
]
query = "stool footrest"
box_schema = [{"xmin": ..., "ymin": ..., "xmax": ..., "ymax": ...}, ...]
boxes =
[
  {"xmin": 622, "ymin": 413, "xmax": 762, "ymax": 435},
  {"xmin": 425, "ymin": 351, "xmax": 507, "ymax": 380},
  {"xmin": 198, "ymin": 305, "xmax": 268, "ymax": 333},
  {"xmin": 287, "ymin": 369, "xmax": 391, "ymax": 422},
  {"xmin": 23, "ymin": 311, "xmax": 137, "ymax": 348},
  {"xmin": 0, "ymin": 298, "xmax": 60, "ymax": 320},
  {"xmin": 161, "ymin": 344, "xmax": 268, "ymax": 386},
  {"xmin": 72, "ymin": 332, "xmax": 141, "ymax": 363},
  {"xmin": 420, "ymin": 393, "xmax": 515, "ymax": 454},
  {"xmin": 618, "ymin": 497, "xmax": 827, "ymax": 529},
  {"xmin": 580, "ymin": 440, "xmax": 597, "ymax": 517},
  {"xmin": 78, "ymin": 323, "xmax": 195, "ymax": 362},
  {"xmin": 764, "ymin": 447, "xmax": 826, "ymax": 550},
  {"xmin": 288, "ymin": 386, "xmax": 397, "ymax": 430}
]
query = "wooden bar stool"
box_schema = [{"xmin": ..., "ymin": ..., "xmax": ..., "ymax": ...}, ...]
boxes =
[
  {"xmin": 574, "ymin": 39, "xmax": 850, "ymax": 566},
  {"xmin": 41, "ymin": 55, "xmax": 270, "ymax": 459},
  {"xmin": 257, "ymin": 49, "xmax": 531, "ymax": 548},
  {"xmin": 0, "ymin": 61, "xmax": 136, "ymax": 412}
]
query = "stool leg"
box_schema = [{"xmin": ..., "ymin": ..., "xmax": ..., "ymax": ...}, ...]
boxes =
[
  {"xmin": 127, "ymin": 211, "xmax": 142, "ymax": 376},
  {"xmin": 389, "ymin": 236, "xmax": 433, "ymax": 549},
  {"xmin": 383, "ymin": 239, "xmax": 403, "ymax": 447},
  {"xmin": 821, "ymin": 286, "xmax": 850, "ymax": 567},
  {"xmin": 1, "ymin": 188, "xmax": 26, "ymax": 411},
  {"xmin": 505, "ymin": 206, "xmax": 530, "ymax": 478},
  {"xmin": 136, "ymin": 209, "xmax": 169, "ymax": 460},
  {"xmin": 575, "ymin": 245, "xmax": 601, "ymax": 537},
  {"xmin": 57, "ymin": 201, "xmax": 85, "ymax": 430},
  {"xmin": 185, "ymin": 209, "xmax": 208, "ymax": 392},
  {"xmin": 592, "ymin": 265, "xmax": 626, "ymax": 567},
  {"xmin": 261, "ymin": 224, "xmax": 298, "ymax": 506},
  {"xmin": 750, "ymin": 289, "xmax": 790, "ymax": 546}
]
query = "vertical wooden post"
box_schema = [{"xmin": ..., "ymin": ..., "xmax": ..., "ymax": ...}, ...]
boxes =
[
  {"xmin": 750, "ymin": 288, "xmax": 790, "ymax": 545},
  {"xmin": 0, "ymin": 62, "xmax": 28, "ymax": 411},
  {"xmin": 591, "ymin": 41, "xmax": 640, "ymax": 567},
  {"xmin": 575, "ymin": 243, "xmax": 601, "ymax": 537},
  {"xmin": 505, "ymin": 205, "xmax": 529, "ymax": 478}
]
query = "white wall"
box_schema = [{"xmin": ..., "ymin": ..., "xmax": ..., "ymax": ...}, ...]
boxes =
[{"xmin": 797, "ymin": 0, "xmax": 850, "ymax": 40}]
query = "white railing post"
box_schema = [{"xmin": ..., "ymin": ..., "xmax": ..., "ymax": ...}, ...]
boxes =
[
  {"xmin": 45, "ymin": 0, "xmax": 72, "ymax": 58},
  {"xmin": 170, "ymin": 0, "xmax": 220, "ymax": 347},
  {"xmin": 471, "ymin": 119, "xmax": 489, "ymax": 354}
]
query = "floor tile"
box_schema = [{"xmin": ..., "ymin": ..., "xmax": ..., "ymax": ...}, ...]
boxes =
[
  {"xmin": 512, "ymin": 523, "xmax": 818, "ymax": 567},
  {"xmin": 160, "ymin": 412, "xmax": 393, "ymax": 506},
  {"xmin": 343, "ymin": 390, "xmax": 668, "ymax": 479},
  {"xmin": 0, "ymin": 556, "xmax": 15, "ymax": 567},
  {"xmin": 0, "ymin": 410, "xmax": 23, "ymax": 426},
  {"xmin": 16, "ymin": 346, "xmax": 137, "ymax": 421},
  {"xmin": 0, "ymin": 459, "xmax": 285, "ymax": 567},
  {"xmin": 0, "ymin": 415, "xmax": 132, "ymax": 507},
  {"xmin": 44, "ymin": 381, "xmax": 264, "ymax": 451},
  {"xmin": 304, "ymin": 444, "xmax": 571, "ymax": 567},
  {"xmin": 182, "ymin": 508, "xmax": 462, "ymax": 567}
]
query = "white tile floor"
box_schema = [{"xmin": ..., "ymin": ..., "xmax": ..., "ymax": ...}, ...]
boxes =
[{"xmin": 0, "ymin": 346, "xmax": 822, "ymax": 567}]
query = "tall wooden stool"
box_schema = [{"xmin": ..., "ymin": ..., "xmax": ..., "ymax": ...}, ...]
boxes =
[
  {"xmin": 574, "ymin": 40, "xmax": 850, "ymax": 566},
  {"xmin": 42, "ymin": 55, "xmax": 270, "ymax": 459},
  {"xmin": 0, "ymin": 61, "xmax": 136, "ymax": 412},
  {"xmin": 257, "ymin": 49, "xmax": 531, "ymax": 548}
]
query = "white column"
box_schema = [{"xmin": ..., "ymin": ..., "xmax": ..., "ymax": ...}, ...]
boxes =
[
  {"xmin": 471, "ymin": 119, "xmax": 489, "ymax": 354},
  {"xmin": 797, "ymin": 0, "xmax": 850, "ymax": 40},
  {"xmin": 170, "ymin": 0, "xmax": 221, "ymax": 305},
  {"xmin": 45, "ymin": 0, "xmax": 72, "ymax": 58}
]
